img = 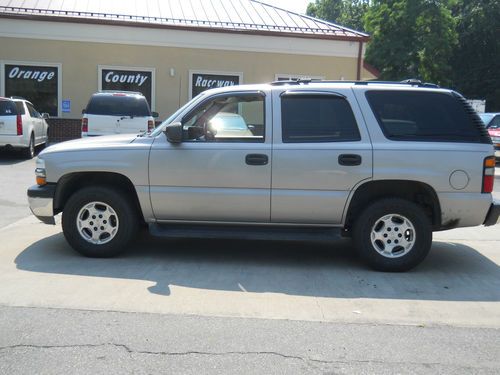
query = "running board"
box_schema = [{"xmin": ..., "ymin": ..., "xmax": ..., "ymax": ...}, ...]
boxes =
[{"xmin": 149, "ymin": 223, "xmax": 344, "ymax": 242}]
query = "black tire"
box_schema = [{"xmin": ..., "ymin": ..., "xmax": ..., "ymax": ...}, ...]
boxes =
[
  {"xmin": 23, "ymin": 133, "xmax": 35, "ymax": 159},
  {"xmin": 352, "ymin": 198, "xmax": 432, "ymax": 272},
  {"xmin": 62, "ymin": 186, "xmax": 139, "ymax": 257}
]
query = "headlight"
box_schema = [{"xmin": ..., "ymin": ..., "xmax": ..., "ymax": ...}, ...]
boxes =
[{"xmin": 35, "ymin": 158, "xmax": 46, "ymax": 186}]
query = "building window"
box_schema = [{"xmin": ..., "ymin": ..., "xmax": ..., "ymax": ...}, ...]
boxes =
[
  {"xmin": 1, "ymin": 61, "xmax": 61, "ymax": 117},
  {"xmin": 189, "ymin": 70, "xmax": 243, "ymax": 99},
  {"xmin": 98, "ymin": 65, "xmax": 155, "ymax": 110}
]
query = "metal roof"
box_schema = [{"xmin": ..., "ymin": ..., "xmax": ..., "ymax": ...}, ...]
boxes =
[{"xmin": 0, "ymin": 0, "xmax": 369, "ymax": 41}]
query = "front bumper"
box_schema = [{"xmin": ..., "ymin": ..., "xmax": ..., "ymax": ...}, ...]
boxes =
[
  {"xmin": 27, "ymin": 184, "xmax": 56, "ymax": 225},
  {"xmin": 483, "ymin": 200, "xmax": 500, "ymax": 226}
]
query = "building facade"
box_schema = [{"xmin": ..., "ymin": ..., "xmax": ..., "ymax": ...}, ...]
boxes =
[{"xmin": 0, "ymin": 0, "xmax": 375, "ymax": 126}]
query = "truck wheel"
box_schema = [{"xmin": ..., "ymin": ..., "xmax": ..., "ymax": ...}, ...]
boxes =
[
  {"xmin": 353, "ymin": 198, "xmax": 432, "ymax": 272},
  {"xmin": 62, "ymin": 186, "xmax": 139, "ymax": 257},
  {"xmin": 23, "ymin": 134, "xmax": 35, "ymax": 159}
]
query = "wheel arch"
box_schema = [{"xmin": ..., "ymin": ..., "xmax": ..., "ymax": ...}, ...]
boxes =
[
  {"xmin": 343, "ymin": 179, "xmax": 441, "ymax": 231},
  {"xmin": 54, "ymin": 172, "xmax": 145, "ymax": 223}
]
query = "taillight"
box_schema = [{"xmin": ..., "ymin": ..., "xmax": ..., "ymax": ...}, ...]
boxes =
[
  {"xmin": 81, "ymin": 118, "xmax": 88, "ymax": 133},
  {"xmin": 16, "ymin": 114, "xmax": 23, "ymax": 135},
  {"xmin": 148, "ymin": 120, "xmax": 154, "ymax": 132},
  {"xmin": 482, "ymin": 156, "xmax": 496, "ymax": 193}
]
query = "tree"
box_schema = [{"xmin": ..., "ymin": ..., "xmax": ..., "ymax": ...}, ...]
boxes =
[
  {"xmin": 306, "ymin": 0, "xmax": 370, "ymax": 32},
  {"xmin": 450, "ymin": 0, "xmax": 500, "ymax": 111},
  {"xmin": 363, "ymin": 0, "xmax": 457, "ymax": 86}
]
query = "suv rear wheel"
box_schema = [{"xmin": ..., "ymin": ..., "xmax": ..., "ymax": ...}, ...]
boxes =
[
  {"xmin": 353, "ymin": 198, "xmax": 432, "ymax": 272},
  {"xmin": 23, "ymin": 133, "xmax": 35, "ymax": 159},
  {"xmin": 62, "ymin": 186, "xmax": 139, "ymax": 257}
]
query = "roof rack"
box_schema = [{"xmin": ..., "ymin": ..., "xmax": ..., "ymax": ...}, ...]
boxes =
[
  {"xmin": 270, "ymin": 78, "xmax": 440, "ymax": 88},
  {"xmin": 10, "ymin": 96, "xmax": 27, "ymax": 100}
]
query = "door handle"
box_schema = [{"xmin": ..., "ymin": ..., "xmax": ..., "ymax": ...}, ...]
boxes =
[
  {"xmin": 245, "ymin": 154, "xmax": 269, "ymax": 166},
  {"xmin": 338, "ymin": 154, "xmax": 362, "ymax": 166}
]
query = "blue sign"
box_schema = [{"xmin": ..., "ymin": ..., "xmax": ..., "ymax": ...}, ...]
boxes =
[{"xmin": 62, "ymin": 99, "xmax": 71, "ymax": 113}]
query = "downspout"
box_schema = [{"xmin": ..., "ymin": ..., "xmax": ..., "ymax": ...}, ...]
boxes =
[{"xmin": 356, "ymin": 41, "xmax": 363, "ymax": 80}]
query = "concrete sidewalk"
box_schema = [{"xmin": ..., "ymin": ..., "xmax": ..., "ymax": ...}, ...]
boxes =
[{"xmin": 1, "ymin": 215, "xmax": 499, "ymax": 328}]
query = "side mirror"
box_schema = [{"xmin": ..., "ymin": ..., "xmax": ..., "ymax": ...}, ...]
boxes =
[
  {"xmin": 81, "ymin": 109, "xmax": 86, "ymax": 114},
  {"xmin": 41, "ymin": 113, "xmax": 50, "ymax": 119},
  {"xmin": 152, "ymin": 111, "xmax": 159, "ymax": 118},
  {"xmin": 164, "ymin": 122, "xmax": 183, "ymax": 143}
]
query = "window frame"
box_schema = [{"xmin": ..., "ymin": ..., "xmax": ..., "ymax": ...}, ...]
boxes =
[
  {"xmin": 181, "ymin": 90, "xmax": 266, "ymax": 143},
  {"xmin": 280, "ymin": 92, "xmax": 361, "ymax": 144},
  {"xmin": 0, "ymin": 60, "xmax": 62, "ymax": 117}
]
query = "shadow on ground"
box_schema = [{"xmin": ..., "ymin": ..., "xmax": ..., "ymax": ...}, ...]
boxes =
[{"xmin": 15, "ymin": 232, "xmax": 500, "ymax": 302}]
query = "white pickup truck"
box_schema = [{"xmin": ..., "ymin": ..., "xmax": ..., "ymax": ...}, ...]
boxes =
[{"xmin": 0, "ymin": 97, "xmax": 49, "ymax": 158}]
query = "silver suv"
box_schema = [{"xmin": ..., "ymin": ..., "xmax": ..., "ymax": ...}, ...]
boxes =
[{"xmin": 28, "ymin": 80, "xmax": 500, "ymax": 271}]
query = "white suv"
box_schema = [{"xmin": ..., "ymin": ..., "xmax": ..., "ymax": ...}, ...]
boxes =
[
  {"xmin": 0, "ymin": 97, "xmax": 49, "ymax": 158},
  {"xmin": 81, "ymin": 91, "xmax": 158, "ymax": 137}
]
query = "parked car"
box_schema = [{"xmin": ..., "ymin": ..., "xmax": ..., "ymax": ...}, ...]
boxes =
[
  {"xmin": 479, "ymin": 113, "xmax": 500, "ymax": 160},
  {"xmin": 28, "ymin": 80, "xmax": 499, "ymax": 271},
  {"xmin": 81, "ymin": 91, "xmax": 158, "ymax": 137},
  {"xmin": 0, "ymin": 96, "xmax": 49, "ymax": 158}
]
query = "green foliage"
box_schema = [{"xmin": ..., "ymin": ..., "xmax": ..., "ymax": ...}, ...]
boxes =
[
  {"xmin": 306, "ymin": 0, "xmax": 499, "ymax": 109},
  {"xmin": 450, "ymin": 0, "xmax": 500, "ymax": 111},
  {"xmin": 364, "ymin": 0, "xmax": 457, "ymax": 86},
  {"xmin": 307, "ymin": 0, "xmax": 370, "ymax": 31}
]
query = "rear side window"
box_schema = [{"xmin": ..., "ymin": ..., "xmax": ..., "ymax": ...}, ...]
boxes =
[
  {"xmin": 366, "ymin": 90, "xmax": 491, "ymax": 143},
  {"xmin": 15, "ymin": 102, "xmax": 25, "ymax": 115},
  {"xmin": 86, "ymin": 95, "xmax": 151, "ymax": 117},
  {"xmin": 281, "ymin": 95, "xmax": 360, "ymax": 143},
  {"xmin": 0, "ymin": 100, "xmax": 17, "ymax": 116}
]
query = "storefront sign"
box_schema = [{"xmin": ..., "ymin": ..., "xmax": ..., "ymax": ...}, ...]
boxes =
[
  {"xmin": 4, "ymin": 64, "xmax": 59, "ymax": 116},
  {"xmin": 100, "ymin": 68, "xmax": 152, "ymax": 106},
  {"xmin": 191, "ymin": 72, "xmax": 241, "ymax": 98}
]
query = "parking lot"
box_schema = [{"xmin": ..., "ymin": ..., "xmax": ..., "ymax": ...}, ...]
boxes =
[{"xmin": 1, "ymin": 150, "xmax": 500, "ymax": 373}]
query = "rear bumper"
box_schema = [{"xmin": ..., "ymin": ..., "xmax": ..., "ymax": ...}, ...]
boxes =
[
  {"xmin": 0, "ymin": 134, "xmax": 27, "ymax": 148},
  {"xmin": 27, "ymin": 184, "xmax": 56, "ymax": 225},
  {"xmin": 484, "ymin": 200, "xmax": 500, "ymax": 226}
]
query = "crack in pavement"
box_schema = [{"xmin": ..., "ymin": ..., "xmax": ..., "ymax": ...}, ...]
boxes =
[{"xmin": 0, "ymin": 343, "xmax": 493, "ymax": 371}]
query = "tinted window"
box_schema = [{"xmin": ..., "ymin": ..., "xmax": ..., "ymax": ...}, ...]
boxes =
[
  {"xmin": 281, "ymin": 95, "xmax": 360, "ymax": 143},
  {"xmin": 489, "ymin": 115, "xmax": 500, "ymax": 129},
  {"xmin": 86, "ymin": 95, "xmax": 151, "ymax": 117},
  {"xmin": 15, "ymin": 102, "xmax": 25, "ymax": 115},
  {"xmin": 366, "ymin": 91, "xmax": 485, "ymax": 142},
  {"xmin": 0, "ymin": 101, "xmax": 17, "ymax": 116},
  {"xmin": 26, "ymin": 103, "xmax": 40, "ymax": 118}
]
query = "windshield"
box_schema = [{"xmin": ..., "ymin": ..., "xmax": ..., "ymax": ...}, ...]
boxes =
[
  {"xmin": 149, "ymin": 93, "xmax": 206, "ymax": 137},
  {"xmin": 478, "ymin": 113, "xmax": 493, "ymax": 126}
]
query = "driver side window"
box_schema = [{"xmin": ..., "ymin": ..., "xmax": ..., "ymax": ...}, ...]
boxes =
[{"xmin": 182, "ymin": 93, "xmax": 265, "ymax": 142}]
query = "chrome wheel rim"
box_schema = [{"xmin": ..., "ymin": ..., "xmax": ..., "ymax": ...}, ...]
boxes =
[
  {"xmin": 76, "ymin": 201, "xmax": 119, "ymax": 245},
  {"xmin": 370, "ymin": 214, "xmax": 416, "ymax": 258}
]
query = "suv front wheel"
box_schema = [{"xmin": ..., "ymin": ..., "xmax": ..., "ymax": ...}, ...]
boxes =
[
  {"xmin": 353, "ymin": 198, "xmax": 432, "ymax": 272},
  {"xmin": 62, "ymin": 186, "xmax": 139, "ymax": 257}
]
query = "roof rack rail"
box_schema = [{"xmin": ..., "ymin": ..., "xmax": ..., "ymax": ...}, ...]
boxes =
[
  {"xmin": 270, "ymin": 78, "xmax": 440, "ymax": 88},
  {"xmin": 270, "ymin": 79, "xmax": 313, "ymax": 86},
  {"xmin": 10, "ymin": 96, "xmax": 27, "ymax": 100}
]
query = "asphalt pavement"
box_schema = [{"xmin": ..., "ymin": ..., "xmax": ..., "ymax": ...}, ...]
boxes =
[{"xmin": 0, "ymin": 149, "xmax": 499, "ymax": 373}]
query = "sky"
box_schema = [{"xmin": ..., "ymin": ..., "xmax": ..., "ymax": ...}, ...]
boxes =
[{"xmin": 260, "ymin": 0, "xmax": 312, "ymax": 15}]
